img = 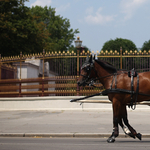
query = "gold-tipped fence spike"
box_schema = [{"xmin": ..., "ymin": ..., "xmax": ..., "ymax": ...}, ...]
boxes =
[{"xmin": 72, "ymin": 50, "xmax": 74, "ymax": 53}]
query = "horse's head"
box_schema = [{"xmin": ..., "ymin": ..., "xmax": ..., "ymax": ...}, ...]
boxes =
[{"xmin": 77, "ymin": 55, "xmax": 96, "ymax": 86}]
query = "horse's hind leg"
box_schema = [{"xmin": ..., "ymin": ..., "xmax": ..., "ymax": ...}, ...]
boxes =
[
  {"xmin": 118, "ymin": 119, "xmax": 135, "ymax": 139},
  {"xmin": 119, "ymin": 118, "xmax": 135, "ymax": 139},
  {"xmin": 118, "ymin": 106, "xmax": 135, "ymax": 139},
  {"xmin": 123, "ymin": 115, "xmax": 142, "ymax": 140},
  {"xmin": 122, "ymin": 106, "xmax": 142, "ymax": 140}
]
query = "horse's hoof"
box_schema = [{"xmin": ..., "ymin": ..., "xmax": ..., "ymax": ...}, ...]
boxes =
[
  {"xmin": 107, "ymin": 137, "xmax": 115, "ymax": 143},
  {"xmin": 136, "ymin": 133, "xmax": 142, "ymax": 140},
  {"xmin": 128, "ymin": 133, "xmax": 135, "ymax": 139}
]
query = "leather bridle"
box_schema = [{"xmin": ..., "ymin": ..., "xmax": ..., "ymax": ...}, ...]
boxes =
[{"xmin": 79, "ymin": 61, "xmax": 98, "ymax": 86}]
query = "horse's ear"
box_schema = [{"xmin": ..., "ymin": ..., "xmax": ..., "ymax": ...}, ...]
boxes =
[
  {"xmin": 93, "ymin": 55, "xmax": 95, "ymax": 60},
  {"xmin": 89, "ymin": 55, "xmax": 92, "ymax": 63}
]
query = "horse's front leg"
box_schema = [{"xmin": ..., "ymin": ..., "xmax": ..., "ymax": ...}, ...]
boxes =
[
  {"xmin": 107, "ymin": 117, "xmax": 119, "ymax": 143},
  {"xmin": 107, "ymin": 98, "xmax": 120, "ymax": 143}
]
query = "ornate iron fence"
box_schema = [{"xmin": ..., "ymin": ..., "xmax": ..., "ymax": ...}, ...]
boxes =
[{"xmin": 0, "ymin": 48, "xmax": 150, "ymax": 97}]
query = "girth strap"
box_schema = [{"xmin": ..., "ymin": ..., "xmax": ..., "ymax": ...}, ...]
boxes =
[{"xmin": 128, "ymin": 69, "xmax": 139, "ymax": 109}]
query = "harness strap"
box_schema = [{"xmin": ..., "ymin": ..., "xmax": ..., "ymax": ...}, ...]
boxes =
[
  {"xmin": 110, "ymin": 73, "xmax": 117, "ymax": 89},
  {"xmin": 135, "ymin": 74, "xmax": 139, "ymax": 107},
  {"xmin": 129, "ymin": 69, "xmax": 135, "ymax": 108},
  {"xmin": 128, "ymin": 69, "xmax": 139, "ymax": 109},
  {"xmin": 110, "ymin": 74, "xmax": 115, "ymax": 89},
  {"xmin": 115, "ymin": 73, "xmax": 117, "ymax": 89}
]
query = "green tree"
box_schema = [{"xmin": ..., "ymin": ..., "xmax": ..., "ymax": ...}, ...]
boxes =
[
  {"xmin": 0, "ymin": 0, "xmax": 51, "ymax": 57},
  {"xmin": 141, "ymin": 40, "xmax": 150, "ymax": 52},
  {"xmin": 30, "ymin": 6, "xmax": 79, "ymax": 52},
  {"xmin": 102, "ymin": 38, "xmax": 137, "ymax": 53}
]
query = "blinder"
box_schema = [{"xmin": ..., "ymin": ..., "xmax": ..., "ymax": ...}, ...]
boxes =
[{"xmin": 80, "ymin": 62, "xmax": 95, "ymax": 86}]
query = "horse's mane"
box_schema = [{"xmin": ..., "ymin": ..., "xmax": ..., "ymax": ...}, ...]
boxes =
[{"xmin": 95, "ymin": 59, "xmax": 117, "ymax": 73}]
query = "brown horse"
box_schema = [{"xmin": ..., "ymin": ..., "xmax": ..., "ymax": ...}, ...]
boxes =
[{"xmin": 77, "ymin": 55, "xmax": 150, "ymax": 143}]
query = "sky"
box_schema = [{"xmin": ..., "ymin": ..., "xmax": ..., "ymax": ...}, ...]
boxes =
[{"xmin": 25, "ymin": 0, "xmax": 150, "ymax": 53}]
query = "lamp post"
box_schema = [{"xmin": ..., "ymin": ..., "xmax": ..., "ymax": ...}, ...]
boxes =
[
  {"xmin": 75, "ymin": 37, "xmax": 82, "ymax": 76},
  {"xmin": 75, "ymin": 37, "xmax": 82, "ymax": 96}
]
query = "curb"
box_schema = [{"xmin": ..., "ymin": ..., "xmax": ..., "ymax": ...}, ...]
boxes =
[{"xmin": 0, "ymin": 133, "xmax": 150, "ymax": 138}]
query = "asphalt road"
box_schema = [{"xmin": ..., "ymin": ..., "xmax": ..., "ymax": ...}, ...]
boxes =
[{"xmin": 0, "ymin": 137, "xmax": 150, "ymax": 150}]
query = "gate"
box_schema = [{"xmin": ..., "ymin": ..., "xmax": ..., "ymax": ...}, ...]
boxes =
[{"xmin": 0, "ymin": 48, "xmax": 149, "ymax": 97}]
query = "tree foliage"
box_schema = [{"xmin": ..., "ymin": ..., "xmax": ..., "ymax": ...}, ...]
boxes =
[
  {"xmin": 0, "ymin": 0, "xmax": 48, "ymax": 56},
  {"xmin": 141, "ymin": 40, "xmax": 150, "ymax": 52},
  {"xmin": 102, "ymin": 38, "xmax": 137, "ymax": 53},
  {"xmin": 30, "ymin": 6, "xmax": 79, "ymax": 52},
  {"xmin": 0, "ymin": 1, "xmax": 79, "ymax": 57}
]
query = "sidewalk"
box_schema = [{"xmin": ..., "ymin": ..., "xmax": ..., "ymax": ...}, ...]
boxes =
[{"xmin": 0, "ymin": 106, "xmax": 150, "ymax": 138}]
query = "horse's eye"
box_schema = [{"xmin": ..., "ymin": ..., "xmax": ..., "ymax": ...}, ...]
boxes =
[{"xmin": 83, "ymin": 68, "xmax": 87, "ymax": 71}]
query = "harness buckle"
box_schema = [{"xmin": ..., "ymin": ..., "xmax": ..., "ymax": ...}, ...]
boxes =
[
  {"xmin": 89, "ymin": 80, "xmax": 94, "ymax": 86},
  {"xmin": 128, "ymin": 68, "xmax": 137, "ymax": 77}
]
